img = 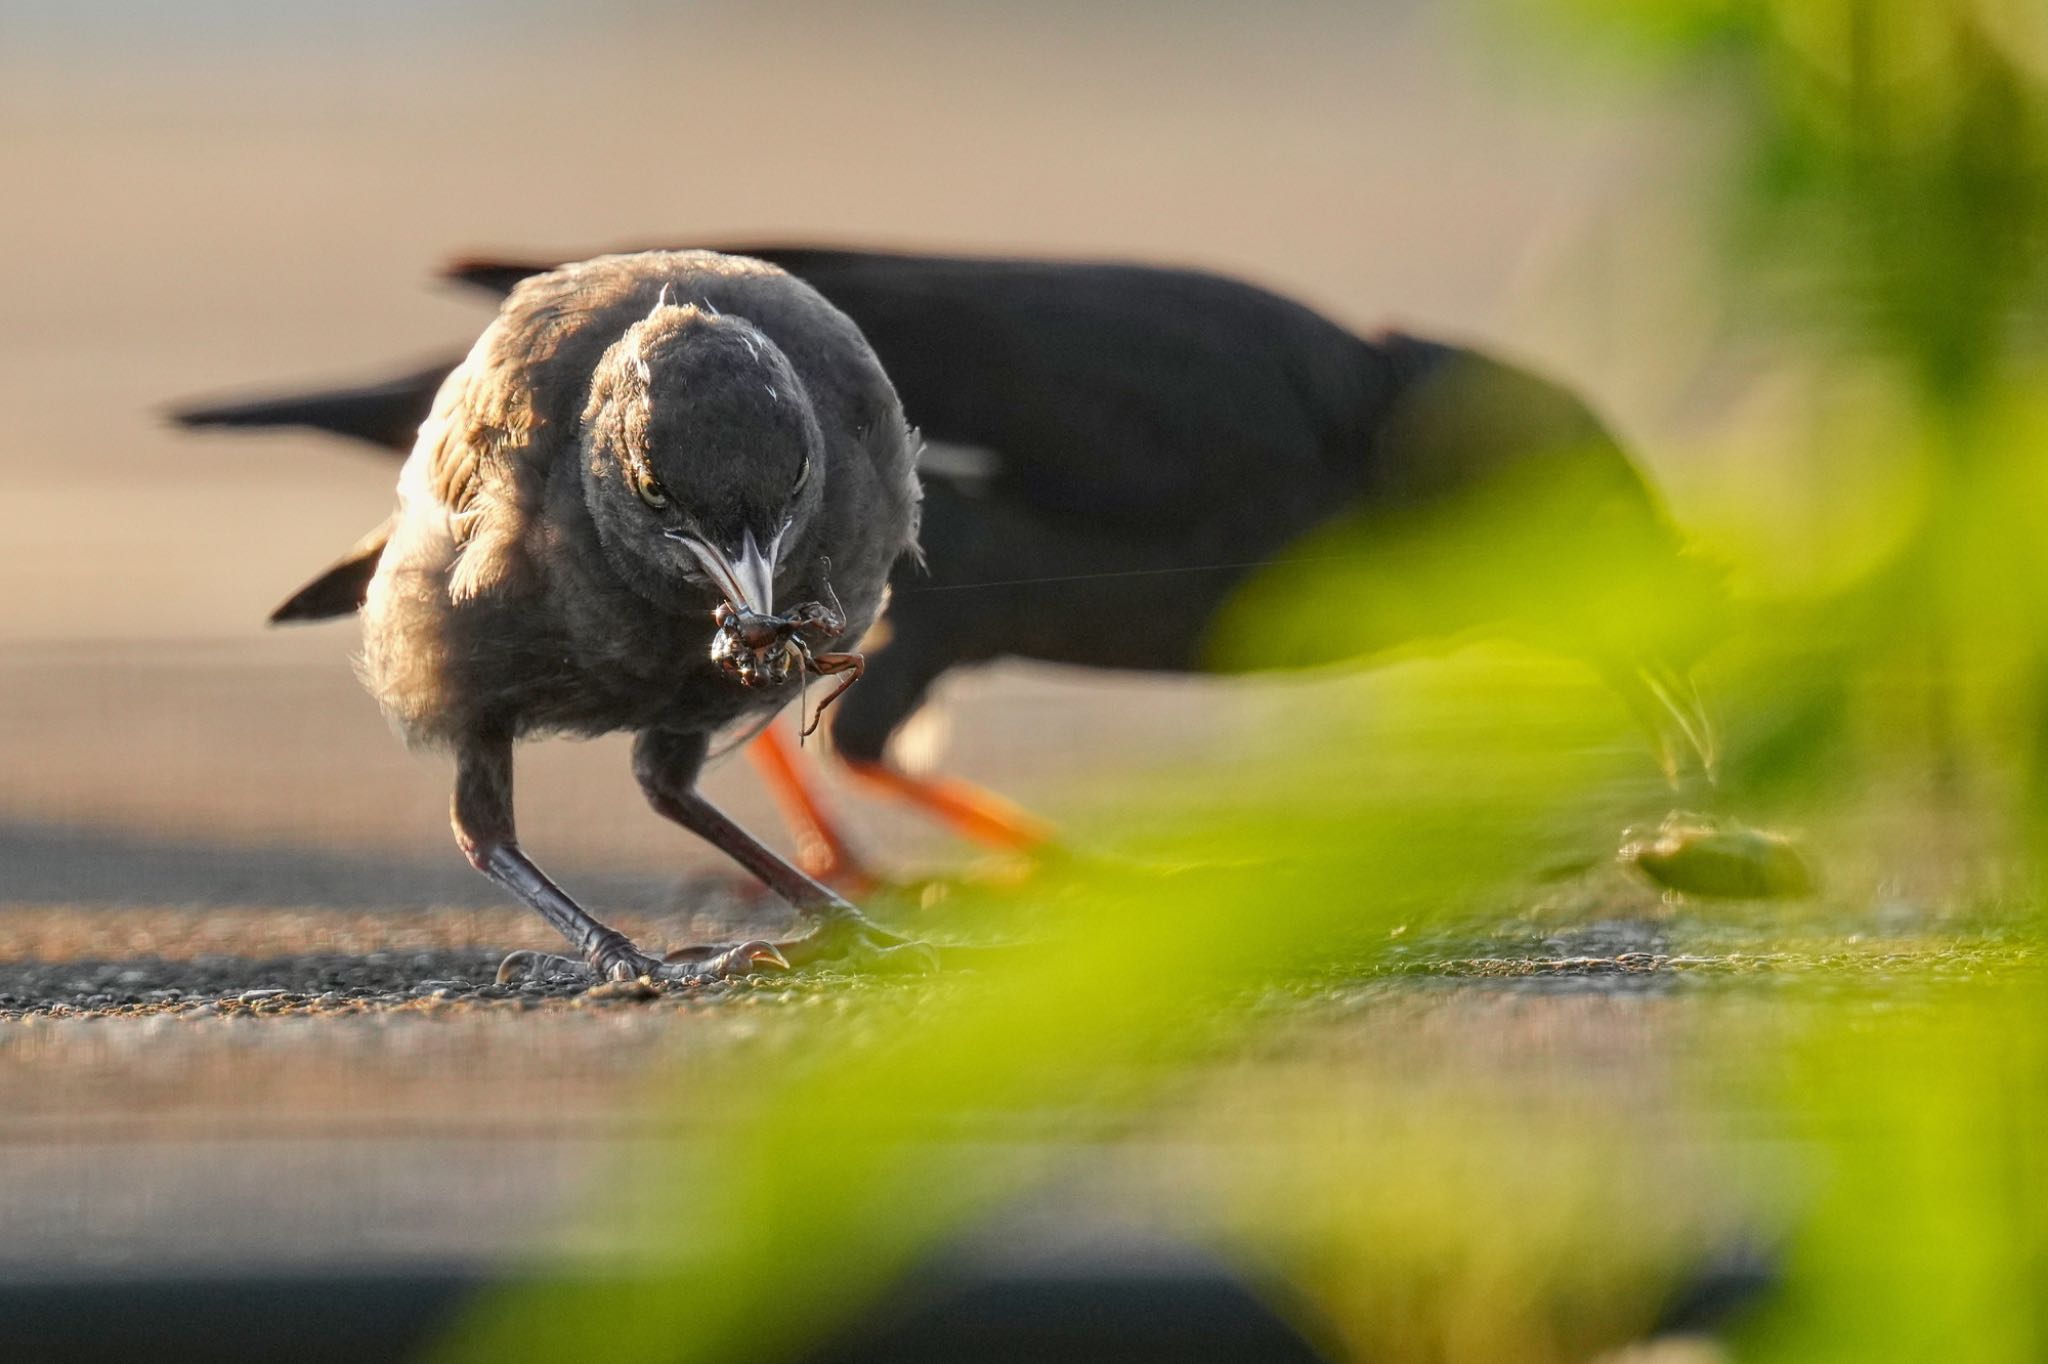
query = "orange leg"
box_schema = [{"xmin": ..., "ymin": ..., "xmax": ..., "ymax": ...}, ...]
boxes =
[
  {"xmin": 745, "ymin": 725, "xmax": 878, "ymax": 893},
  {"xmin": 841, "ymin": 758, "xmax": 1057, "ymax": 853}
]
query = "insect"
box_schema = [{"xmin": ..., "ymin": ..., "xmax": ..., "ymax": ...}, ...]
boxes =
[{"xmin": 710, "ymin": 575, "xmax": 865, "ymax": 739}]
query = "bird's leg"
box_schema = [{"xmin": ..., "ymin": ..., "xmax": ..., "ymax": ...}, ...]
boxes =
[
  {"xmin": 634, "ymin": 729, "xmax": 936, "ymax": 972},
  {"xmin": 841, "ymin": 759, "xmax": 1058, "ymax": 853},
  {"xmin": 452, "ymin": 735, "xmax": 782, "ymax": 984},
  {"xmin": 744, "ymin": 723, "xmax": 879, "ymax": 892},
  {"xmin": 822, "ymin": 629, "xmax": 1056, "ymax": 859}
]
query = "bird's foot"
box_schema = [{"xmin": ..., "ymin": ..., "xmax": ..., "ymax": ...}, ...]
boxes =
[
  {"xmin": 656, "ymin": 938, "xmax": 790, "ymax": 980},
  {"xmin": 496, "ymin": 931, "xmax": 787, "ymax": 986},
  {"xmin": 494, "ymin": 950, "xmax": 586, "ymax": 985},
  {"xmin": 773, "ymin": 907, "xmax": 941, "ymax": 974}
]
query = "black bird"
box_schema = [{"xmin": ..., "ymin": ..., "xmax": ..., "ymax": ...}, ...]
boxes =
[
  {"xmin": 177, "ymin": 246, "xmax": 1717, "ymax": 885},
  {"xmin": 249, "ymin": 249, "xmax": 926, "ymax": 980}
]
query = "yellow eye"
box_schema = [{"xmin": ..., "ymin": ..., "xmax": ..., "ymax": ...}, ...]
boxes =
[{"xmin": 635, "ymin": 469, "xmax": 670, "ymax": 510}]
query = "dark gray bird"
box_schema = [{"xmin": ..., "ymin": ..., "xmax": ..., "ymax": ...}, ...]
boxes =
[
  {"xmin": 178, "ymin": 246, "xmax": 1719, "ymax": 888},
  {"xmin": 286, "ymin": 250, "xmax": 925, "ymax": 980}
]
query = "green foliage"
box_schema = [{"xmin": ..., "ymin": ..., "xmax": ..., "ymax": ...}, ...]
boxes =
[{"xmin": 1734, "ymin": 987, "xmax": 2048, "ymax": 1362}]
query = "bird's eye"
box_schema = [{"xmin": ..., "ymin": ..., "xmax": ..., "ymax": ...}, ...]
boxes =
[
  {"xmin": 791, "ymin": 454, "xmax": 812, "ymax": 496},
  {"xmin": 635, "ymin": 469, "xmax": 670, "ymax": 511}
]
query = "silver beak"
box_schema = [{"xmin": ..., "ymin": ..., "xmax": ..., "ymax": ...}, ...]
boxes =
[
  {"xmin": 669, "ymin": 527, "xmax": 781, "ymax": 615},
  {"xmin": 730, "ymin": 527, "xmax": 777, "ymax": 617}
]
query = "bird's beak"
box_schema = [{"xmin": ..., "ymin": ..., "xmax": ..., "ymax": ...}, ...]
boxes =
[
  {"xmin": 668, "ymin": 528, "xmax": 781, "ymax": 615},
  {"xmin": 729, "ymin": 527, "xmax": 778, "ymax": 616}
]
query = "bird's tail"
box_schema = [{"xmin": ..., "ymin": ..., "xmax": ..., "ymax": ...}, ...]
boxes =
[
  {"xmin": 442, "ymin": 244, "xmax": 837, "ymax": 298},
  {"xmin": 170, "ymin": 369, "xmax": 414, "ymax": 621},
  {"xmin": 168, "ymin": 362, "xmax": 452, "ymax": 455},
  {"xmin": 442, "ymin": 255, "xmax": 560, "ymax": 297}
]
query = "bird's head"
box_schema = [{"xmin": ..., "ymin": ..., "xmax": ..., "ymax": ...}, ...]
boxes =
[{"xmin": 581, "ymin": 295, "xmax": 824, "ymax": 617}]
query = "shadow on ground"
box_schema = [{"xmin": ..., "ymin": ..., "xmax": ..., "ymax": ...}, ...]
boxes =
[{"xmin": 0, "ymin": 819, "xmax": 684, "ymax": 913}]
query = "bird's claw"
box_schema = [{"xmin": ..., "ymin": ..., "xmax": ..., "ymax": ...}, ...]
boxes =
[
  {"xmin": 495, "ymin": 936, "xmax": 786, "ymax": 987},
  {"xmin": 659, "ymin": 939, "xmax": 791, "ymax": 979},
  {"xmin": 495, "ymin": 917, "xmax": 930, "ymax": 986},
  {"xmin": 494, "ymin": 942, "xmax": 659, "ymax": 985},
  {"xmin": 494, "ymin": 949, "xmax": 587, "ymax": 985}
]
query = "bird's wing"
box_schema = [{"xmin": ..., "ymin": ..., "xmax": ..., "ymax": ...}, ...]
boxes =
[
  {"xmin": 419, "ymin": 258, "xmax": 652, "ymax": 600},
  {"xmin": 270, "ymin": 517, "xmax": 393, "ymax": 623},
  {"xmin": 420, "ymin": 338, "xmax": 542, "ymax": 601}
]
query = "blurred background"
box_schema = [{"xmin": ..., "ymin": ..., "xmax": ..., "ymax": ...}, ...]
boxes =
[
  {"xmin": 3, "ymin": 0, "xmax": 1679, "ymax": 870},
  {"xmin": 4, "ymin": 1, "xmax": 2045, "ymax": 1361}
]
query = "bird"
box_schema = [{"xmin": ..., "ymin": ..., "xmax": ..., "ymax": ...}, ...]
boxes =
[
  {"xmin": 176, "ymin": 245, "xmax": 1719, "ymax": 889},
  {"xmin": 227, "ymin": 249, "xmax": 927, "ymax": 981}
]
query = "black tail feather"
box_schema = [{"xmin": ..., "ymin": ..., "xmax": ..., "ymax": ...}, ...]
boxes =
[
  {"xmin": 170, "ymin": 363, "xmax": 451, "ymax": 455},
  {"xmin": 442, "ymin": 256, "xmax": 559, "ymax": 297},
  {"xmin": 442, "ymin": 244, "xmax": 838, "ymax": 297}
]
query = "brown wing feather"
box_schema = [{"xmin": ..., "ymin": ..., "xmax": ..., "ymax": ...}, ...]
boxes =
[{"xmin": 424, "ymin": 271, "xmax": 585, "ymax": 600}]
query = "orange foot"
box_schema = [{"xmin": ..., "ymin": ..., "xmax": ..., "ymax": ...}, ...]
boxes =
[{"xmin": 841, "ymin": 759, "xmax": 1057, "ymax": 853}]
